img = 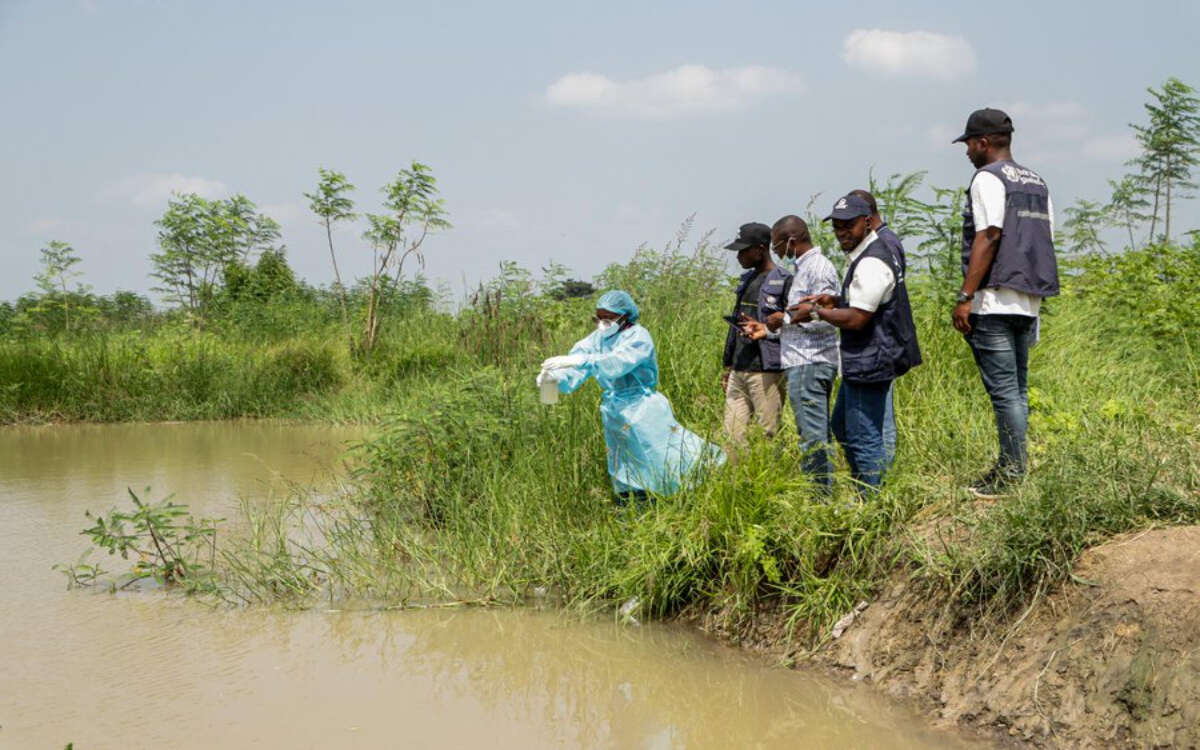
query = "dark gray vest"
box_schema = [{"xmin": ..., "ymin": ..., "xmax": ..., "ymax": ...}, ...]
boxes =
[
  {"xmin": 961, "ymin": 160, "xmax": 1060, "ymax": 297},
  {"xmin": 838, "ymin": 240, "xmax": 922, "ymax": 384},
  {"xmin": 877, "ymin": 224, "xmax": 907, "ymax": 275},
  {"xmin": 723, "ymin": 265, "xmax": 792, "ymax": 371}
]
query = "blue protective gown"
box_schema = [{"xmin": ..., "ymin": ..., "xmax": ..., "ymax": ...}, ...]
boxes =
[{"xmin": 557, "ymin": 324, "xmax": 725, "ymax": 495}]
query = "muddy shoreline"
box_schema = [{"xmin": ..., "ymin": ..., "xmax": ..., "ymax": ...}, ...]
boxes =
[{"xmin": 698, "ymin": 526, "xmax": 1200, "ymax": 749}]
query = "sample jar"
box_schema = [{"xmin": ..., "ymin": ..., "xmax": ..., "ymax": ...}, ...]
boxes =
[{"xmin": 539, "ymin": 373, "xmax": 559, "ymax": 405}]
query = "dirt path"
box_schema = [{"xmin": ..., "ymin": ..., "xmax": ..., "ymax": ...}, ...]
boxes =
[{"xmin": 812, "ymin": 526, "xmax": 1200, "ymax": 748}]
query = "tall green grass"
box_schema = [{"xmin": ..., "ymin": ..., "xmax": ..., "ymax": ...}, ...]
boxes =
[
  {"xmin": 0, "ymin": 331, "xmax": 344, "ymax": 422},
  {"xmin": 32, "ymin": 237, "xmax": 1200, "ymax": 640},
  {"xmin": 199, "ymin": 241, "xmax": 1200, "ymax": 642}
]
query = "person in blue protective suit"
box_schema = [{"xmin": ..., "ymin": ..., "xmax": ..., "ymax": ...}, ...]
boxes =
[{"xmin": 537, "ymin": 290, "xmax": 725, "ymax": 504}]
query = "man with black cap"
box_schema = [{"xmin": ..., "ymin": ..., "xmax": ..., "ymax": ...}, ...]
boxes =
[
  {"xmin": 722, "ymin": 222, "xmax": 792, "ymax": 447},
  {"xmin": 793, "ymin": 195, "xmax": 922, "ymax": 492},
  {"xmin": 951, "ymin": 108, "xmax": 1059, "ymax": 498}
]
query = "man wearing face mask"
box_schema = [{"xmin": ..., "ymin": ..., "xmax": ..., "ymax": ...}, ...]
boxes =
[
  {"xmin": 721, "ymin": 222, "xmax": 792, "ymax": 447},
  {"xmin": 796, "ymin": 194, "xmax": 922, "ymax": 492},
  {"xmin": 741, "ymin": 216, "xmax": 839, "ymax": 489}
]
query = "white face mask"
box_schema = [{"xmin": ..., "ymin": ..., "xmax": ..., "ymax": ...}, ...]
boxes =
[{"xmin": 596, "ymin": 319, "xmax": 621, "ymax": 337}]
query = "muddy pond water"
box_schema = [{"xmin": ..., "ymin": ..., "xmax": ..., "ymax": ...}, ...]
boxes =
[{"xmin": 1, "ymin": 423, "xmax": 985, "ymax": 748}]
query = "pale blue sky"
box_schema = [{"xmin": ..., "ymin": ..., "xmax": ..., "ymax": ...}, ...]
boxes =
[{"xmin": 2, "ymin": 0, "xmax": 1197, "ymax": 302}]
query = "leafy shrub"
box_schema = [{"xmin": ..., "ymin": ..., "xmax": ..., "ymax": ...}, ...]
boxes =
[
  {"xmin": 1072, "ymin": 238, "xmax": 1200, "ymax": 342},
  {"xmin": 256, "ymin": 343, "xmax": 342, "ymax": 399}
]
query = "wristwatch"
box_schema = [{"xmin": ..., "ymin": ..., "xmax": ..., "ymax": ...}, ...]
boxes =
[{"xmin": 956, "ymin": 291, "xmax": 974, "ymax": 304}]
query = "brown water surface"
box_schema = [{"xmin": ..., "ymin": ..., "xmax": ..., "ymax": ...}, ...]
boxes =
[{"xmin": 0, "ymin": 422, "xmax": 983, "ymax": 748}]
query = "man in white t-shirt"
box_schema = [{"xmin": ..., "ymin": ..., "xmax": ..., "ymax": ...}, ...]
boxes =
[{"xmin": 951, "ymin": 108, "xmax": 1061, "ymax": 498}]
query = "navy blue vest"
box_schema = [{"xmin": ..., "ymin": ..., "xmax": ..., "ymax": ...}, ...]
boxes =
[
  {"xmin": 877, "ymin": 223, "xmax": 907, "ymax": 274},
  {"xmin": 723, "ymin": 265, "xmax": 792, "ymax": 371},
  {"xmin": 838, "ymin": 240, "xmax": 922, "ymax": 384},
  {"xmin": 962, "ymin": 160, "xmax": 1060, "ymax": 297}
]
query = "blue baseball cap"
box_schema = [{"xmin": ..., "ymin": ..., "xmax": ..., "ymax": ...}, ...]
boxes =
[{"xmin": 823, "ymin": 194, "xmax": 872, "ymax": 222}]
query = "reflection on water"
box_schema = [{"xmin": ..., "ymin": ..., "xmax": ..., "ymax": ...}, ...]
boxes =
[{"xmin": 0, "ymin": 423, "xmax": 981, "ymax": 748}]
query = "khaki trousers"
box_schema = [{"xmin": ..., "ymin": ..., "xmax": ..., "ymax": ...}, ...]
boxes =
[{"xmin": 723, "ymin": 370, "xmax": 787, "ymax": 446}]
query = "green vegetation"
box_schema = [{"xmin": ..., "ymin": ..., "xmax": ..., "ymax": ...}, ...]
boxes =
[
  {"xmin": 56, "ymin": 487, "xmax": 221, "ymax": 595},
  {"xmin": 51, "ymin": 234, "xmax": 1200, "ymax": 641},
  {"xmin": 31, "ymin": 77, "xmax": 1200, "ymax": 642},
  {"xmin": 264, "ymin": 238, "xmax": 1200, "ymax": 636}
]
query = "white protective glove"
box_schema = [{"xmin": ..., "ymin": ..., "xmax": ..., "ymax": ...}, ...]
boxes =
[
  {"xmin": 535, "ymin": 368, "xmax": 560, "ymax": 388},
  {"xmin": 541, "ymin": 354, "xmax": 586, "ymax": 371}
]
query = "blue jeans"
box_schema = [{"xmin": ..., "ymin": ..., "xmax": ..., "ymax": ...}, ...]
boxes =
[
  {"xmin": 967, "ymin": 314, "xmax": 1036, "ymax": 476},
  {"xmin": 786, "ymin": 362, "xmax": 837, "ymax": 489},
  {"xmin": 831, "ymin": 379, "xmax": 893, "ymax": 492},
  {"xmin": 883, "ymin": 381, "xmax": 896, "ymax": 471}
]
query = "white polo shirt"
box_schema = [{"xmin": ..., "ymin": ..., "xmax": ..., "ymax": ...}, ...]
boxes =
[
  {"xmin": 969, "ymin": 171, "xmax": 1056, "ymax": 317},
  {"xmin": 843, "ymin": 230, "xmax": 895, "ymax": 312}
]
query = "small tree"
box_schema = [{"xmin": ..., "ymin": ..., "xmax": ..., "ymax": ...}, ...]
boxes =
[
  {"xmin": 1105, "ymin": 176, "xmax": 1150, "ymax": 250},
  {"xmin": 909, "ymin": 186, "xmax": 967, "ymax": 293},
  {"xmin": 304, "ymin": 168, "xmax": 357, "ymax": 347},
  {"xmin": 1129, "ymin": 77, "xmax": 1200, "ymax": 242},
  {"xmin": 151, "ymin": 193, "xmax": 207, "ymax": 312},
  {"xmin": 866, "ymin": 169, "xmax": 929, "ymax": 241},
  {"xmin": 34, "ymin": 240, "xmax": 87, "ymax": 333},
  {"xmin": 1061, "ymin": 199, "xmax": 1110, "ymax": 257},
  {"xmin": 360, "ymin": 162, "xmax": 450, "ymax": 352},
  {"xmin": 151, "ymin": 193, "xmax": 282, "ymax": 319},
  {"xmin": 217, "ymin": 194, "xmax": 281, "ymax": 264}
]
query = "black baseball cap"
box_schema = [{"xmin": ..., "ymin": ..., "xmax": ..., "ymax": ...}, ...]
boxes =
[
  {"xmin": 952, "ymin": 108, "xmax": 1014, "ymax": 143},
  {"xmin": 724, "ymin": 222, "xmax": 771, "ymax": 251},
  {"xmin": 823, "ymin": 194, "xmax": 872, "ymax": 222}
]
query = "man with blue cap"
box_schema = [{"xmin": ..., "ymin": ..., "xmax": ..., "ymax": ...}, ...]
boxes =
[
  {"xmin": 794, "ymin": 194, "xmax": 922, "ymax": 492},
  {"xmin": 850, "ymin": 189, "xmax": 906, "ymax": 471},
  {"xmin": 538, "ymin": 290, "xmax": 724, "ymax": 503}
]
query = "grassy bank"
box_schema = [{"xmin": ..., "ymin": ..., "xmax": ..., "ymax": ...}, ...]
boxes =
[
  {"xmin": 34, "ymin": 233, "xmax": 1200, "ymax": 642},
  {"xmin": 49, "ymin": 237, "xmax": 1192, "ymax": 644}
]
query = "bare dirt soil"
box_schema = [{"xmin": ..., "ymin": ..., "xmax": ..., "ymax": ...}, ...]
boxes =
[{"xmin": 807, "ymin": 526, "xmax": 1200, "ymax": 749}]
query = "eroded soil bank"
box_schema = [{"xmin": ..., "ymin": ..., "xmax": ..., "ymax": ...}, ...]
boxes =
[{"xmin": 795, "ymin": 526, "xmax": 1200, "ymax": 749}]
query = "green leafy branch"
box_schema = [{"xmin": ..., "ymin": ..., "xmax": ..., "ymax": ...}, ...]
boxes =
[{"xmin": 55, "ymin": 487, "xmax": 223, "ymax": 595}]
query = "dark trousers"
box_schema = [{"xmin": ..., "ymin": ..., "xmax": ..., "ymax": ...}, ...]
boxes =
[
  {"xmin": 832, "ymin": 379, "xmax": 893, "ymax": 492},
  {"xmin": 966, "ymin": 313, "xmax": 1037, "ymax": 476}
]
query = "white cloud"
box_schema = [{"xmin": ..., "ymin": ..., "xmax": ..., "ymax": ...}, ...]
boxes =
[
  {"xmin": 842, "ymin": 29, "xmax": 975, "ymax": 81},
  {"xmin": 1082, "ymin": 133, "xmax": 1139, "ymax": 162},
  {"xmin": 545, "ymin": 64, "xmax": 804, "ymax": 119},
  {"xmin": 103, "ymin": 173, "xmax": 229, "ymax": 208}
]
